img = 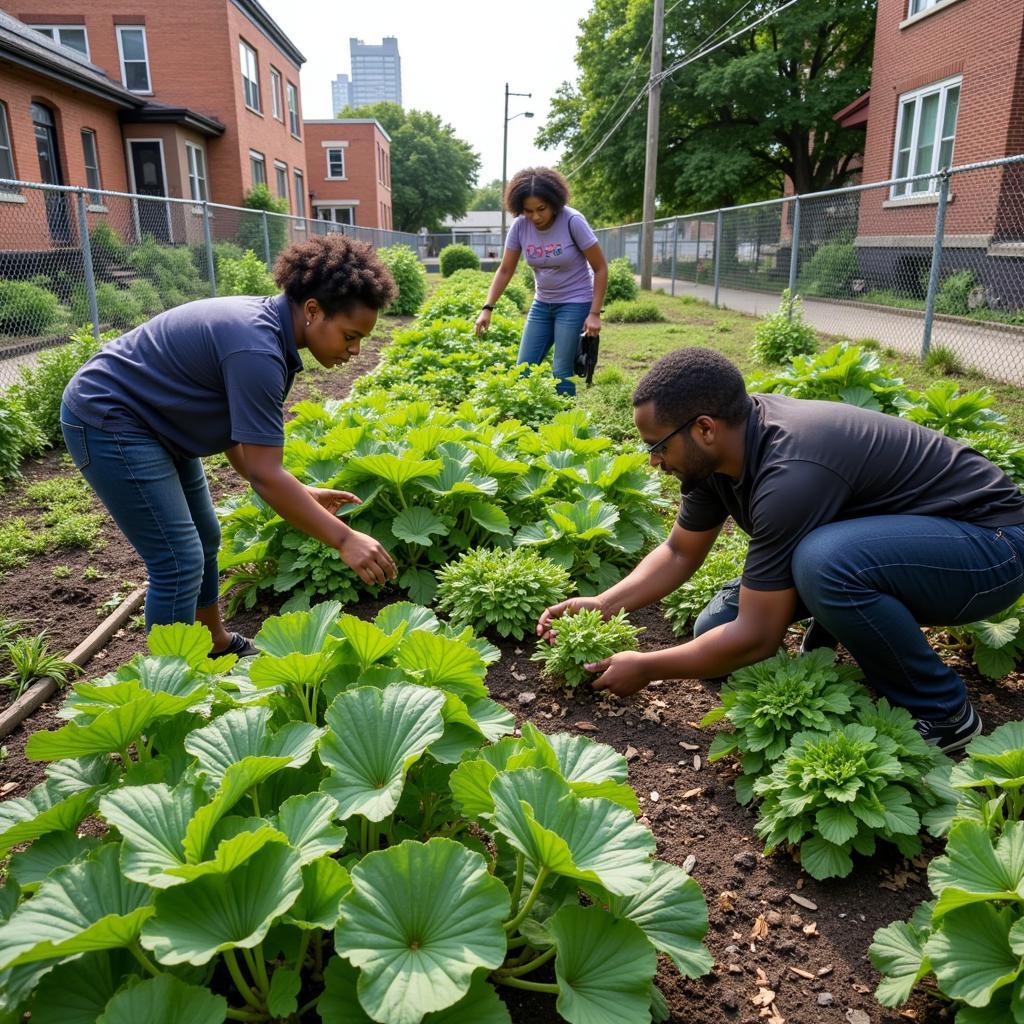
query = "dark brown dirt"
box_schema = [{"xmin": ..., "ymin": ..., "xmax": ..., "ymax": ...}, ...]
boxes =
[{"xmin": 3, "ymin": 316, "xmax": 1022, "ymax": 1023}]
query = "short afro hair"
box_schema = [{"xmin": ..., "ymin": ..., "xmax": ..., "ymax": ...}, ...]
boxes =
[
  {"xmin": 273, "ymin": 234, "xmax": 397, "ymax": 318},
  {"xmin": 504, "ymin": 167, "xmax": 570, "ymax": 216},
  {"xmin": 632, "ymin": 347, "xmax": 750, "ymax": 426}
]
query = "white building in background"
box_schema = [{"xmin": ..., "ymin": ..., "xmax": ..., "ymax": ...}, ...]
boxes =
[
  {"xmin": 349, "ymin": 36, "xmax": 402, "ymax": 108},
  {"xmin": 330, "ymin": 73, "xmax": 352, "ymax": 115}
]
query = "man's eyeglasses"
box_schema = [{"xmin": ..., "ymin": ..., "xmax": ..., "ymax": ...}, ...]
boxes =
[{"xmin": 645, "ymin": 414, "xmax": 702, "ymax": 456}]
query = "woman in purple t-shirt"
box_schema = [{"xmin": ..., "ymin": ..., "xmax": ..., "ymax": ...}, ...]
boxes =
[{"xmin": 475, "ymin": 167, "xmax": 607, "ymax": 396}]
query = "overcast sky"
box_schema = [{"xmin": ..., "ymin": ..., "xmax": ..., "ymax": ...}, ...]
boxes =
[{"xmin": 260, "ymin": 0, "xmax": 594, "ymax": 187}]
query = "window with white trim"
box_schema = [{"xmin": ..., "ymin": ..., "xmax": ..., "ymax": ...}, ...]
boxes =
[
  {"xmin": 326, "ymin": 148, "xmax": 345, "ymax": 179},
  {"xmin": 269, "ymin": 67, "xmax": 283, "ymax": 120},
  {"xmin": 80, "ymin": 129, "xmax": 101, "ymax": 198},
  {"xmin": 116, "ymin": 26, "xmax": 151, "ymax": 93},
  {"xmin": 316, "ymin": 206, "xmax": 354, "ymax": 226},
  {"xmin": 287, "ymin": 81, "xmax": 300, "ymax": 137},
  {"xmin": 186, "ymin": 142, "xmax": 208, "ymax": 202},
  {"xmin": 274, "ymin": 160, "xmax": 289, "ymax": 203},
  {"xmin": 0, "ymin": 103, "xmax": 17, "ymax": 185},
  {"xmin": 240, "ymin": 40, "xmax": 260, "ymax": 113},
  {"xmin": 293, "ymin": 169, "xmax": 305, "ymax": 217},
  {"xmin": 30, "ymin": 25, "xmax": 89, "ymax": 57},
  {"xmin": 909, "ymin": 0, "xmax": 942, "ymax": 14},
  {"xmin": 250, "ymin": 150, "xmax": 266, "ymax": 187},
  {"xmin": 891, "ymin": 76, "xmax": 960, "ymax": 198}
]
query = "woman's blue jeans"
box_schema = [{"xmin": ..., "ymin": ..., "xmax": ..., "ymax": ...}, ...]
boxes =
[
  {"xmin": 517, "ymin": 300, "xmax": 591, "ymax": 397},
  {"xmin": 60, "ymin": 402, "xmax": 220, "ymax": 631},
  {"xmin": 692, "ymin": 515, "xmax": 1024, "ymax": 719}
]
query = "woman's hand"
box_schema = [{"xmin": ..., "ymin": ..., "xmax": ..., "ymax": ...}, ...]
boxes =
[
  {"xmin": 537, "ymin": 595, "xmax": 608, "ymax": 644},
  {"xmin": 583, "ymin": 313, "xmax": 601, "ymax": 336},
  {"xmin": 474, "ymin": 309, "xmax": 492, "ymax": 337},
  {"xmin": 305, "ymin": 486, "xmax": 361, "ymax": 515},
  {"xmin": 336, "ymin": 528, "xmax": 397, "ymax": 587}
]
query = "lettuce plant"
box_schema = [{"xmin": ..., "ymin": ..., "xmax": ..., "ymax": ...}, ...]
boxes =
[
  {"xmin": 895, "ymin": 379, "xmax": 1007, "ymax": 437},
  {"xmin": 702, "ymin": 648, "xmax": 871, "ymax": 803},
  {"xmin": 752, "ymin": 713, "xmax": 947, "ymax": 880},
  {"xmin": 941, "ymin": 594, "xmax": 1024, "ymax": 680},
  {"xmin": 662, "ymin": 529, "xmax": 749, "ymax": 635},
  {"xmin": 532, "ymin": 608, "xmax": 643, "ymax": 688},
  {"xmin": 436, "ymin": 546, "xmax": 572, "ymax": 640}
]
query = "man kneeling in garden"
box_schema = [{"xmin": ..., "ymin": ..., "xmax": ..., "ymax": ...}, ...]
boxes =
[{"xmin": 538, "ymin": 347, "xmax": 1024, "ymax": 752}]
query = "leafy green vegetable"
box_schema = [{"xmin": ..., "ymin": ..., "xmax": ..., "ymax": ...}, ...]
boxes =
[
  {"xmin": 532, "ymin": 608, "xmax": 643, "ymax": 688},
  {"xmin": 662, "ymin": 529, "xmax": 748, "ymax": 635}
]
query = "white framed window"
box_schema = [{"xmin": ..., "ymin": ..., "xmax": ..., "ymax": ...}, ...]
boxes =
[
  {"xmin": 80, "ymin": 129, "xmax": 101, "ymax": 198},
  {"xmin": 116, "ymin": 26, "xmax": 151, "ymax": 93},
  {"xmin": 249, "ymin": 150, "xmax": 266, "ymax": 187},
  {"xmin": 240, "ymin": 40, "xmax": 261, "ymax": 113},
  {"xmin": 909, "ymin": 0, "xmax": 941, "ymax": 14},
  {"xmin": 0, "ymin": 103, "xmax": 17, "ymax": 185},
  {"xmin": 316, "ymin": 206, "xmax": 355, "ymax": 226},
  {"xmin": 891, "ymin": 76, "xmax": 961, "ymax": 198},
  {"xmin": 274, "ymin": 160, "xmax": 289, "ymax": 203},
  {"xmin": 293, "ymin": 169, "xmax": 304, "ymax": 217},
  {"xmin": 287, "ymin": 81, "xmax": 300, "ymax": 137},
  {"xmin": 269, "ymin": 66, "xmax": 283, "ymax": 120},
  {"xmin": 326, "ymin": 148, "xmax": 345, "ymax": 179},
  {"xmin": 30, "ymin": 24, "xmax": 89, "ymax": 57},
  {"xmin": 186, "ymin": 142, "xmax": 208, "ymax": 202}
]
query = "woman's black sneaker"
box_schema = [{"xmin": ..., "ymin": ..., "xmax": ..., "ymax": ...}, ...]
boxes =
[
  {"xmin": 212, "ymin": 632, "xmax": 259, "ymax": 659},
  {"xmin": 914, "ymin": 700, "xmax": 983, "ymax": 753}
]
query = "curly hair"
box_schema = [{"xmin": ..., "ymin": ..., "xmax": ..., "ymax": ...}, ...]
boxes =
[
  {"xmin": 504, "ymin": 167, "xmax": 571, "ymax": 216},
  {"xmin": 273, "ymin": 234, "xmax": 397, "ymax": 317},
  {"xmin": 632, "ymin": 347, "xmax": 751, "ymax": 426}
]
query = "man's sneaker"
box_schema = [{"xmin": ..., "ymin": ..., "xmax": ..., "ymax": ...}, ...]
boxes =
[
  {"xmin": 914, "ymin": 700, "xmax": 983, "ymax": 753},
  {"xmin": 799, "ymin": 618, "xmax": 838, "ymax": 656},
  {"xmin": 212, "ymin": 632, "xmax": 259, "ymax": 659}
]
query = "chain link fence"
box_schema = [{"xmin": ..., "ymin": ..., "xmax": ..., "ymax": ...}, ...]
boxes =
[
  {"xmin": 594, "ymin": 154, "xmax": 1024, "ymax": 386},
  {"xmin": 0, "ymin": 178, "xmax": 421, "ymax": 388}
]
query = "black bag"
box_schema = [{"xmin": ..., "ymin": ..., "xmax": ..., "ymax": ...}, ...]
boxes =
[{"xmin": 574, "ymin": 330, "xmax": 600, "ymax": 387}]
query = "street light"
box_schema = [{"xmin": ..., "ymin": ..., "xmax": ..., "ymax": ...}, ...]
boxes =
[{"xmin": 501, "ymin": 82, "xmax": 533, "ymax": 241}]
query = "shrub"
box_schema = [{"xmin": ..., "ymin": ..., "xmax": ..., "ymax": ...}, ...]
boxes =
[
  {"xmin": 0, "ymin": 279, "xmax": 63, "ymax": 336},
  {"xmin": 934, "ymin": 269, "xmax": 975, "ymax": 316},
  {"xmin": 436, "ymin": 546, "xmax": 572, "ymax": 639},
  {"xmin": 217, "ymin": 249, "xmax": 276, "ymax": 296},
  {"xmin": 377, "ymin": 244, "xmax": 427, "ymax": 315},
  {"xmin": 797, "ymin": 242, "xmax": 858, "ymax": 297},
  {"xmin": 190, "ymin": 240, "xmax": 244, "ymax": 278},
  {"xmin": 128, "ymin": 236, "xmax": 206, "ymax": 307},
  {"xmin": 234, "ymin": 183, "xmax": 289, "ymax": 261},
  {"xmin": 605, "ymin": 257, "xmax": 638, "ymax": 302},
  {"xmin": 127, "ymin": 278, "xmax": 164, "ymax": 317},
  {"xmin": 72, "ymin": 281, "xmax": 147, "ymax": 331},
  {"xmin": 531, "ymin": 608, "xmax": 643, "ymax": 688},
  {"xmin": 603, "ymin": 299, "xmax": 665, "ymax": 323},
  {"xmin": 0, "ymin": 393, "xmax": 44, "ymax": 488},
  {"xmin": 88, "ymin": 221, "xmax": 127, "ymax": 260},
  {"xmin": 439, "ymin": 243, "xmax": 480, "ymax": 277},
  {"xmin": 751, "ymin": 290, "xmax": 818, "ymax": 364}
]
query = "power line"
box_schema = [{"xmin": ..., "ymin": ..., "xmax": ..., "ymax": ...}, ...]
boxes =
[{"xmin": 564, "ymin": 0, "xmax": 802, "ymax": 179}]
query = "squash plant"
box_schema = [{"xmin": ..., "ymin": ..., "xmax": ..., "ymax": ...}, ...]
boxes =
[{"xmin": 0, "ymin": 606, "xmax": 712, "ymax": 1024}]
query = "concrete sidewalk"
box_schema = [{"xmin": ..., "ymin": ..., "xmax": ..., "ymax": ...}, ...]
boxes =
[{"xmin": 651, "ymin": 276, "xmax": 1024, "ymax": 387}]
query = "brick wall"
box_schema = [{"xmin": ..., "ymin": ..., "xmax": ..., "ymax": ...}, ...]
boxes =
[{"xmin": 303, "ymin": 120, "xmax": 392, "ymax": 228}]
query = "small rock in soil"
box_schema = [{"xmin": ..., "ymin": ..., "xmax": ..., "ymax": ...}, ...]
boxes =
[
  {"xmin": 775, "ymin": 939, "xmax": 796, "ymax": 954},
  {"xmin": 766, "ymin": 889, "xmax": 787, "ymax": 905},
  {"xmin": 765, "ymin": 910, "xmax": 783, "ymax": 926},
  {"xmin": 733, "ymin": 851, "xmax": 757, "ymax": 870},
  {"xmin": 789, "ymin": 893, "xmax": 818, "ymax": 911},
  {"xmin": 576, "ymin": 721, "xmax": 599, "ymax": 732},
  {"xmin": 517, "ymin": 691, "xmax": 536, "ymax": 705},
  {"xmin": 683, "ymin": 854, "xmax": 696, "ymax": 874},
  {"xmin": 817, "ymin": 993, "xmax": 835, "ymax": 1006},
  {"xmin": 846, "ymin": 1011, "xmax": 871, "ymax": 1024},
  {"xmin": 624, "ymin": 744, "xmax": 639, "ymax": 761}
]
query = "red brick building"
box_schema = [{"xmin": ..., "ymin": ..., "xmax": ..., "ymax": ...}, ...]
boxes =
[
  {"xmin": 853, "ymin": 0, "xmax": 1024, "ymax": 297},
  {"xmin": 303, "ymin": 118, "xmax": 392, "ymax": 229}
]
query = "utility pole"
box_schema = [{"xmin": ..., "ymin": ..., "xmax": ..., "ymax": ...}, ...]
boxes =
[
  {"xmin": 501, "ymin": 83, "xmax": 532, "ymax": 242},
  {"xmin": 640, "ymin": 0, "xmax": 664, "ymax": 290}
]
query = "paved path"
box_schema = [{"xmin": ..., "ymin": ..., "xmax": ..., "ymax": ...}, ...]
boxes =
[{"xmin": 651, "ymin": 276, "xmax": 1024, "ymax": 386}]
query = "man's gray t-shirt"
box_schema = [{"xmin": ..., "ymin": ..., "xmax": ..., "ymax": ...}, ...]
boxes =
[
  {"xmin": 677, "ymin": 393, "xmax": 1024, "ymax": 591},
  {"xmin": 63, "ymin": 293, "xmax": 303, "ymax": 459}
]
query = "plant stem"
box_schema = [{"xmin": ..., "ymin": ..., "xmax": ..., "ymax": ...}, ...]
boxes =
[
  {"xmin": 225, "ymin": 1008, "xmax": 266, "ymax": 1022},
  {"xmin": 252, "ymin": 943, "xmax": 271, "ymax": 995},
  {"xmin": 509, "ymin": 852, "xmax": 525, "ymax": 915},
  {"xmin": 296, "ymin": 928, "xmax": 312, "ymax": 970},
  {"xmin": 297, "ymin": 995, "xmax": 321, "ymax": 1017},
  {"xmin": 368, "ymin": 818, "xmax": 380, "ymax": 852},
  {"xmin": 223, "ymin": 949, "xmax": 264, "ymax": 1012},
  {"xmin": 129, "ymin": 942, "xmax": 162, "ymax": 977},
  {"xmin": 504, "ymin": 866, "xmax": 549, "ymax": 932},
  {"xmin": 250, "ymin": 787, "xmax": 262, "ymax": 818},
  {"xmin": 494, "ymin": 976, "xmax": 560, "ymax": 994},
  {"xmin": 506, "ymin": 935, "xmax": 529, "ymax": 951},
  {"xmin": 497, "ymin": 946, "xmax": 556, "ymax": 978}
]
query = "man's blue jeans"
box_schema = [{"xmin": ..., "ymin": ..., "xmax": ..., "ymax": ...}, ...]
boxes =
[
  {"xmin": 60, "ymin": 402, "xmax": 221, "ymax": 631},
  {"xmin": 692, "ymin": 516, "xmax": 1024, "ymax": 719},
  {"xmin": 517, "ymin": 299, "xmax": 591, "ymax": 397}
]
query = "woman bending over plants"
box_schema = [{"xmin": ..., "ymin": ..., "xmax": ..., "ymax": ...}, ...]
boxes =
[
  {"xmin": 60, "ymin": 235, "xmax": 398, "ymax": 655},
  {"xmin": 475, "ymin": 166, "xmax": 607, "ymax": 396}
]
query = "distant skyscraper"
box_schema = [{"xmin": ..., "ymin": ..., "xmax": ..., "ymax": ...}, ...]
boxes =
[
  {"xmin": 331, "ymin": 73, "xmax": 352, "ymax": 115},
  {"xmin": 349, "ymin": 36, "xmax": 402, "ymax": 108}
]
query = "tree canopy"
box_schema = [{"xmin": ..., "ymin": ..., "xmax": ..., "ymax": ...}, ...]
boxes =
[
  {"xmin": 537, "ymin": 0, "xmax": 875, "ymax": 223},
  {"xmin": 469, "ymin": 179, "xmax": 504, "ymax": 211},
  {"xmin": 338, "ymin": 102, "xmax": 481, "ymax": 232}
]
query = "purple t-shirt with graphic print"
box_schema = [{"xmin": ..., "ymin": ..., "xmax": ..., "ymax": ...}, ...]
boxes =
[{"xmin": 505, "ymin": 205, "xmax": 599, "ymax": 304}]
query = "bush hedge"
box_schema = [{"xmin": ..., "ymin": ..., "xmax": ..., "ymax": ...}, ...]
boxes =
[{"xmin": 438, "ymin": 243, "xmax": 480, "ymax": 277}]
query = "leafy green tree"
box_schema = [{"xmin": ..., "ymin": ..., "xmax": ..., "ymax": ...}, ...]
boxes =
[
  {"xmin": 537, "ymin": 0, "xmax": 875, "ymax": 222},
  {"xmin": 339, "ymin": 102, "xmax": 481, "ymax": 232},
  {"xmin": 469, "ymin": 178, "xmax": 504, "ymax": 211}
]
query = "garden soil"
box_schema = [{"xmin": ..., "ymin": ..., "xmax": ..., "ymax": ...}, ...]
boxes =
[{"xmin": 3, "ymin": 325, "xmax": 1022, "ymax": 1024}]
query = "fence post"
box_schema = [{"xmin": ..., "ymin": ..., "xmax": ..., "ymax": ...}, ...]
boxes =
[
  {"xmin": 787, "ymin": 196, "xmax": 801, "ymax": 320},
  {"xmin": 713, "ymin": 209, "xmax": 724, "ymax": 308},
  {"xmin": 202, "ymin": 202, "xmax": 217, "ymax": 297},
  {"xmin": 693, "ymin": 218, "xmax": 703, "ymax": 285},
  {"xmin": 261, "ymin": 211, "xmax": 272, "ymax": 268},
  {"xmin": 669, "ymin": 217, "xmax": 678, "ymax": 296},
  {"xmin": 75, "ymin": 189, "xmax": 101, "ymax": 341},
  {"xmin": 921, "ymin": 171, "xmax": 951, "ymax": 359}
]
